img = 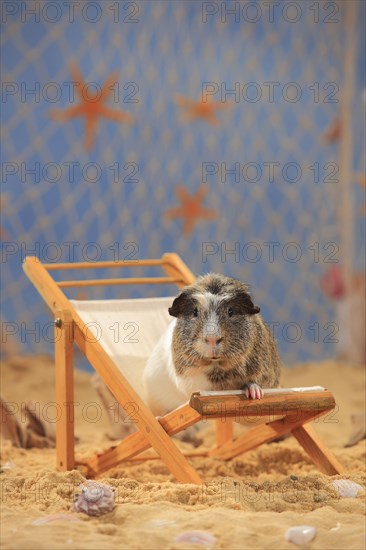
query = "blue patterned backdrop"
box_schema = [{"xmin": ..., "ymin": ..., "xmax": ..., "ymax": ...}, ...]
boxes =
[{"xmin": 1, "ymin": 0, "xmax": 365, "ymax": 367}]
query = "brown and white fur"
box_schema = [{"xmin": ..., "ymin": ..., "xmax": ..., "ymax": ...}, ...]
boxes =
[{"xmin": 143, "ymin": 273, "xmax": 281, "ymax": 416}]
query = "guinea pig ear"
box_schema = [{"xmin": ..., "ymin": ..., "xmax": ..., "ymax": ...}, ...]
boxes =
[
  {"xmin": 168, "ymin": 290, "xmax": 194, "ymax": 318},
  {"xmin": 239, "ymin": 291, "xmax": 261, "ymax": 315},
  {"xmin": 246, "ymin": 303, "xmax": 261, "ymax": 315}
]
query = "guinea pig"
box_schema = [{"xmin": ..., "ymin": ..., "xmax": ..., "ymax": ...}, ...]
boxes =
[{"xmin": 143, "ymin": 273, "xmax": 281, "ymax": 417}]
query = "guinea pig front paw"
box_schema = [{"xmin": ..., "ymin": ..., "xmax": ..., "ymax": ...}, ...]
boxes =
[{"xmin": 243, "ymin": 383, "xmax": 263, "ymax": 399}]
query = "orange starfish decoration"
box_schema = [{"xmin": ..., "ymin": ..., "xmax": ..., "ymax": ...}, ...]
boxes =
[
  {"xmin": 322, "ymin": 116, "xmax": 342, "ymax": 144},
  {"xmin": 165, "ymin": 184, "xmax": 217, "ymax": 235},
  {"xmin": 175, "ymin": 94, "xmax": 230, "ymax": 125},
  {"xmin": 49, "ymin": 64, "xmax": 134, "ymax": 151}
]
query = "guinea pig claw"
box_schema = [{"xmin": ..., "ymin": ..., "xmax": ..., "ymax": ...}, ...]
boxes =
[{"xmin": 243, "ymin": 383, "xmax": 263, "ymax": 400}]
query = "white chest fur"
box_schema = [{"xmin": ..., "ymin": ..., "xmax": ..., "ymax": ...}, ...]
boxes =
[{"xmin": 143, "ymin": 320, "xmax": 213, "ymax": 416}]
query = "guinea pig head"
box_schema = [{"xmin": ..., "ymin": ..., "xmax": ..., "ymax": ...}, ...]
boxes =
[{"xmin": 169, "ymin": 274, "xmax": 260, "ymax": 366}]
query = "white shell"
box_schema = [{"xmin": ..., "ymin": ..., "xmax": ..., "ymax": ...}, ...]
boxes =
[
  {"xmin": 72, "ymin": 482, "xmax": 115, "ymax": 516},
  {"xmin": 332, "ymin": 479, "xmax": 363, "ymax": 498},
  {"xmin": 285, "ymin": 526, "xmax": 316, "ymax": 545}
]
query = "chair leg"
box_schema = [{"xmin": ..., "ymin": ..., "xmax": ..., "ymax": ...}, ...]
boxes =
[
  {"xmin": 216, "ymin": 418, "xmax": 234, "ymax": 447},
  {"xmin": 292, "ymin": 423, "xmax": 345, "ymax": 475},
  {"xmin": 54, "ymin": 310, "xmax": 75, "ymax": 471}
]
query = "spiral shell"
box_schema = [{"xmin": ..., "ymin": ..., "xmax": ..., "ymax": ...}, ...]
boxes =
[{"xmin": 72, "ymin": 482, "xmax": 115, "ymax": 517}]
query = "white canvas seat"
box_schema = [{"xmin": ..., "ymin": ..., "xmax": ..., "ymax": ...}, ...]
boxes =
[{"xmin": 70, "ymin": 297, "xmax": 174, "ymax": 400}]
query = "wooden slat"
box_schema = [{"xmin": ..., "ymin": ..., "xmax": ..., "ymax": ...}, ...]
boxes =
[
  {"xmin": 57, "ymin": 276, "xmax": 183, "ymax": 288},
  {"xmin": 189, "ymin": 391, "xmax": 335, "ymax": 420},
  {"xmin": 45, "ymin": 259, "xmax": 165, "ymax": 270},
  {"xmin": 54, "ymin": 309, "xmax": 75, "ymax": 471},
  {"xmin": 209, "ymin": 409, "xmax": 333, "ymax": 460},
  {"xmin": 80, "ymin": 403, "xmax": 202, "ymax": 476},
  {"xmin": 292, "ymin": 423, "xmax": 345, "ymax": 475}
]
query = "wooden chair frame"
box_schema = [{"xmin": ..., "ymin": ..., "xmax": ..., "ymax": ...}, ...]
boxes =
[{"xmin": 23, "ymin": 253, "xmax": 344, "ymax": 483}]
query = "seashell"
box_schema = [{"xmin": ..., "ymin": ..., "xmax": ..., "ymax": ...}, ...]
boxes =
[
  {"xmin": 72, "ymin": 482, "xmax": 115, "ymax": 517},
  {"xmin": 175, "ymin": 531, "xmax": 217, "ymax": 547},
  {"xmin": 330, "ymin": 522, "xmax": 341, "ymax": 531},
  {"xmin": 285, "ymin": 526, "xmax": 316, "ymax": 545},
  {"xmin": 332, "ymin": 479, "xmax": 363, "ymax": 498},
  {"xmin": 32, "ymin": 513, "xmax": 81, "ymax": 526}
]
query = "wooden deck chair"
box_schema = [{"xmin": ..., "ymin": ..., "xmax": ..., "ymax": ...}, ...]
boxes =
[{"xmin": 23, "ymin": 253, "xmax": 344, "ymax": 484}]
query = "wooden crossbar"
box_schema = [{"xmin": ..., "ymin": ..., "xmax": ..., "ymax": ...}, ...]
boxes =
[
  {"xmin": 189, "ymin": 390, "xmax": 335, "ymax": 420},
  {"xmin": 44, "ymin": 259, "xmax": 166, "ymax": 270},
  {"xmin": 57, "ymin": 276, "xmax": 183, "ymax": 288}
]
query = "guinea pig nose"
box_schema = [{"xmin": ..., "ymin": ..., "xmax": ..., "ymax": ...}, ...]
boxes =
[{"xmin": 205, "ymin": 336, "xmax": 223, "ymax": 345}]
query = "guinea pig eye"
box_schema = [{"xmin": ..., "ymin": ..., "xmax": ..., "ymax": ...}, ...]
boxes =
[
  {"xmin": 193, "ymin": 307, "xmax": 199, "ymax": 318},
  {"xmin": 228, "ymin": 307, "xmax": 234, "ymax": 317}
]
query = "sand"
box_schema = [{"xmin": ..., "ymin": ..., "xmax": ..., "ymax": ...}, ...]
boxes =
[{"xmin": 0, "ymin": 356, "xmax": 365, "ymax": 550}]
